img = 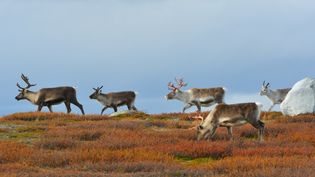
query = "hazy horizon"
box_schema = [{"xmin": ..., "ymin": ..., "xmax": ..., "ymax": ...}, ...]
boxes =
[{"xmin": 1, "ymin": 0, "xmax": 314, "ymax": 116}]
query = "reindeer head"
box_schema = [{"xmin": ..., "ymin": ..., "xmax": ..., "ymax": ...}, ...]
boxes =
[
  {"xmin": 89, "ymin": 86, "xmax": 103, "ymax": 99},
  {"xmin": 192, "ymin": 115, "xmax": 209, "ymax": 141},
  {"xmin": 165, "ymin": 77, "xmax": 187, "ymax": 100},
  {"xmin": 196, "ymin": 117, "xmax": 217, "ymax": 141},
  {"xmin": 15, "ymin": 74, "xmax": 36, "ymax": 100},
  {"xmin": 260, "ymin": 81, "xmax": 270, "ymax": 96}
]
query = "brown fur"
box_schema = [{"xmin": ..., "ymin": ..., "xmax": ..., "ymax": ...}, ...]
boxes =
[
  {"xmin": 197, "ymin": 103, "xmax": 264, "ymax": 141},
  {"xmin": 190, "ymin": 87, "xmax": 225, "ymax": 103},
  {"xmin": 16, "ymin": 86, "xmax": 85, "ymax": 115},
  {"xmin": 90, "ymin": 90, "xmax": 137, "ymax": 114},
  {"xmin": 212, "ymin": 103, "xmax": 258, "ymax": 123}
]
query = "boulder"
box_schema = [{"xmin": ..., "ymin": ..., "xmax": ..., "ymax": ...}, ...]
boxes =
[
  {"xmin": 109, "ymin": 110, "xmax": 138, "ymax": 117},
  {"xmin": 280, "ymin": 77, "xmax": 315, "ymax": 116}
]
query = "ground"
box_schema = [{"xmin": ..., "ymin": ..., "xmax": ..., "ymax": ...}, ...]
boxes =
[{"xmin": 0, "ymin": 111, "xmax": 314, "ymax": 177}]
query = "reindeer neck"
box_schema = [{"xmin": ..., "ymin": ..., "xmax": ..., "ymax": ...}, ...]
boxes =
[
  {"xmin": 25, "ymin": 91, "xmax": 39, "ymax": 105},
  {"xmin": 266, "ymin": 89, "xmax": 278, "ymax": 102},
  {"xmin": 96, "ymin": 93, "xmax": 108, "ymax": 102},
  {"xmin": 202, "ymin": 108, "xmax": 216, "ymax": 126},
  {"xmin": 174, "ymin": 90, "xmax": 190, "ymax": 102}
]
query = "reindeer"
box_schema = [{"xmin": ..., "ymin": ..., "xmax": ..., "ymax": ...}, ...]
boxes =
[
  {"xmin": 89, "ymin": 86, "xmax": 138, "ymax": 115},
  {"xmin": 197, "ymin": 102, "xmax": 264, "ymax": 142},
  {"xmin": 260, "ymin": 81, "xmax": 291, "ymax": 111},
  {"xmin": 15, "ymin": 74, "xmax": 85, "ymax": 114},
  {"xmin": 165, "ymin": 78, "xmax": 225, "ymax": 113}
]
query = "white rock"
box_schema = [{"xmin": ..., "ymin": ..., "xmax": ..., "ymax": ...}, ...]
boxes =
[
  {"xmin": 280, "ymin": 77, "xmax": 315, "ymax": 116},
  {"xmin": 109, "ymin": 110, "xmax": 138, "ymax": 117}
]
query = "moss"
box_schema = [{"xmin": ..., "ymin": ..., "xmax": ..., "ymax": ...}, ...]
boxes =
[
  {"xmin": 0, "ymin": 123, "xmax": 45, "ymax": 142},
  {"xmin": 175, "ymin": 156, "xmax": 215, "ymax": 165}
]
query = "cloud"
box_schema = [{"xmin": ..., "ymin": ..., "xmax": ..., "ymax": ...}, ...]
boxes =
[{"xmin": 226, "ymin": 92, "xmax": 276, "ymax": 111}]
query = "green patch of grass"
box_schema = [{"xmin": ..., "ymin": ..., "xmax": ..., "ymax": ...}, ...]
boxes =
[
  {"xmin": 17, "ymin": 126, "xmax": 47, "ymax": 133},
  {"xmin": 8, "ymin": 132, "xmax": 38, "ymax": 139},
  {"xmin": 0, "ymin": 124, "xmax": 45, "ymax": 142},
  {"xmin": 175, "ymin": 156, "xmax": 215, "ymax": 166}
]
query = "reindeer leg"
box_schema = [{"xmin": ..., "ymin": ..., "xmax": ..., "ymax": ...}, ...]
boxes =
[
  {"xmin": 128, "ymin": 102, "xmax": 138, "ymax": 111},
  {"xmin": 209, "ymin": 126, "xmax": 218, "ymax": 141},
  {"xmin": 112, "ymin": 105, "xmax": 118, "ymax": 112},
  {"xmin": 258, "ymin": 120, "xmax": 265, "ymax": 142},
  {"xmin": 227, "ymin": 127, "xmax": 233, "ymax": 141},
  {"xmin": 268, "ymin": 104, "xmax": 275, "ymax": 112},
  {"xmin": 250, "ymin": 120, "xmax": 265, "ymax": 142},
  {"xmin": 195, "ymin": 103, "xmax": 201, "ymax": 112},
  {"xmin": 47, "ymin": 105, "xmax": 53, "ymax": 113},
  {"xmin": 183, "ymin": 103, "xmax": 193, "ymax": 113},
  {"xmin": 37, "ymin": 104, "xmax": 43, "ymax": 112},
  {"xmin": 101, "ymin": 106, "xmax": 108, "ymax": 115},
  {"xmin": 64, "ymin": 101, "xmax": 71, "ymax": 114},
  {"xmin": 70, "ymin": 99, "xmax": 85, "ymax": 115},
  {"xmin": 132, "ymin": 106, "xmax": 138, "ymax": 111}
]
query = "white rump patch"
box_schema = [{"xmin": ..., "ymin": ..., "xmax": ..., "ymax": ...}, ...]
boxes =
[{"xmin": 109, "ymin": 110, "xmax": 139, "ymax": 117}]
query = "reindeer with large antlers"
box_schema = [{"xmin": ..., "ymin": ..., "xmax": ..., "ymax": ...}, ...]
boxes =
[
  {"xmin": 89, "ymin": 86, "xmax": 138, "ymax": 115},
  {"xmin": 260, "ymin": 81, "xmax": 291, "ymax": 112},
  {"xmin": 165, "ymin": 78, "xmax": 226, "ymax": 112},
  {"xmin": 15, "ymin": 74, "xmax": 85, "ymax": 114}
]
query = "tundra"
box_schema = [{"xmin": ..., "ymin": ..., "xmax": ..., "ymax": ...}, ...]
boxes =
[
  {"xmin": 15, "ymin": 74, "xmax": 85, "ymax": 114},
  {"xmin": 89, "ymin": 86, "xmax": 138, "ymax": 115},
  {"xmin": 166, "ymin": 78, "xmax": 225, "ymax": 112},
  {"xmin": 197, "ymin": 102, "xmax": 264, "ymax": 142}
]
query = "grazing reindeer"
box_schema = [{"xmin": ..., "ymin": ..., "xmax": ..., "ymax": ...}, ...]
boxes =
[
  {"xmin": 89, "ymin": 86, "xmax": 138, "ymax": 115},
  {"xmin": 165, "ymin": 78, "xmax": 225, "ymax": 112},
  {"xmin": 15, "ymin": 74, "xmax": 85, "ymax": 114},
  {"xmin": 197, "ymin": 102, "xmax": 264, "ymax": 142},
  {"xmin": 260, "ymin": 81, "xmax": 291, "ymax": 111}
]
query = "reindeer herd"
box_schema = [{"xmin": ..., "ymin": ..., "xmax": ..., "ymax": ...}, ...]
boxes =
[{"xmin": 15, "ymin": 74, "xmax": 291, "ymax": 142}]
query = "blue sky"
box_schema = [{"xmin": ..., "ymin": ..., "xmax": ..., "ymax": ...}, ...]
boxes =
[{"xmin": 0, "ymin": 0, "xmax": 314, "ymax": 115}]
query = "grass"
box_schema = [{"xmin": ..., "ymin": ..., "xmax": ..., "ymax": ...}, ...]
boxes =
[{"xmin": 0, "ymin": 111, "xmax": 314, "ymax": 176}]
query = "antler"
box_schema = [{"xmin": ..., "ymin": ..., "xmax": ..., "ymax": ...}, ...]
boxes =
[
  {"xmin": 175, "ymin": 77, "xmax": 187, "ymax": 88},
  {"xmin": 16, "ymin": 83, "xmax": 24, "ymax": 90},
  {"xmin": 262, "ymin": 81, "xmax": 270, "ymax": 87},
  {"xmin": 93, "ymin": 86, "xmax": 103, "ymax": 91},
  {"xmin": 16, "ymin": 74, "xmax": 36, "ymax": 90},
  {"xmin": 168, "ymin": 82, "xmax": 177, "ymax": 91},
  {"xmin": 188, "ymin": 115, "xmax": 205, "ymax": 130},
  {"xmin": 168, "ymin": 77, "xmax": 187, "ymax": 92}
]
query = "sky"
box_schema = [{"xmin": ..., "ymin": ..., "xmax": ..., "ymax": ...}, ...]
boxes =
[{"xmin": 0, "ymin": 0, "xmax": 314, "ymax": 116}]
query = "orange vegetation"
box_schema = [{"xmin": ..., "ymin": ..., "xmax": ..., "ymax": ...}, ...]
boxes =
[{"xmin": 0, "ymin": 111, "xmax": 314, "ymax": 176}]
